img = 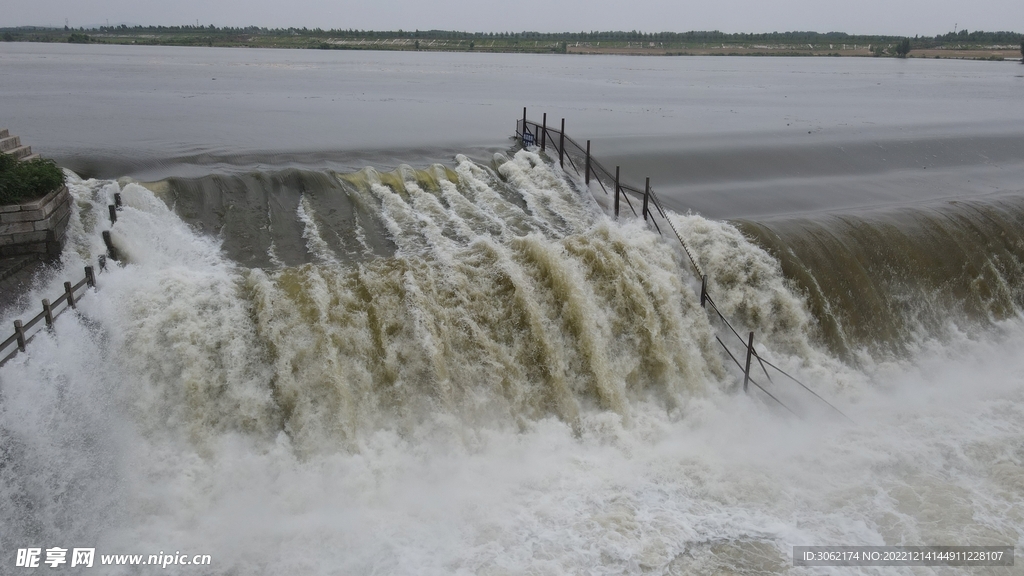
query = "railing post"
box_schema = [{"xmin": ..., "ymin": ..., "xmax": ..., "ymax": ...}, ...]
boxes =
[
  {"xmin": 108, "ymin": 204, "xmax": 117, "ymax": 224},
  {"xmin": 114, "ymin": 192, "xmax": 122, "ymax": 209},
  {"xmin": 541, "ymin": 113, "xmax": 547, "ymax": 151},
  {"xmin": 700, "ymin": 275, "xmax": 708, "ymax": 308},
  {"xmin": 585, "ymin": 140, "xmax": 591, "ymax": 185},
  {"xmin": 42, "ymin": 299, "xmax": 54, "ymax": 328},
  {"xmin": 102, "ymin": 231, "xmax": 118, "ymax": 261},
  {"xmin": 522, "ymin": 107, "xmax": 527, "ymax": 142},
  {"xmin": 85, "ymin": 266, "xmax": 95, "ymax": 287},
  {"xmin": 13, "ymin": 320, "xmax": 26, "ymax": 352},
  {"xmin": 743, "ymin": 331, "xmax": 755, "ymax": 393},
  {"xmin": 614, "ymin": 166, "xmax": 620, "ymax": 218},
  {"xmin": 643, "ymin": 177, "xmax": 650, "ymax": 221},
  {"xmin": 64, "ymin": 281, "xmax": 76, "ymax": 309},
  {"xmin": 559, "ymin": 118, "xmax": 565, "ymax": 168}
]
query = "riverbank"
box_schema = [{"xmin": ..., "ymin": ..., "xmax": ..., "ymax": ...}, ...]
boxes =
[
  {"xmin": 3, "ymin": 27, "xmax": 1021, "ymax": 60},
  {"xmin": 566, "ymin": 44, "xmax": 1019, "ymax": 60}
]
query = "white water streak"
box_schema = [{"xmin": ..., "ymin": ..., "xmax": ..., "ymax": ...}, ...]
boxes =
[{"xmin": 297, "ymin": 194, "xmax": 340, "ymax": 266}]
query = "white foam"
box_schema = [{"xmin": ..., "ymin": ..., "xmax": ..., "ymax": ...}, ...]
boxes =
[{"xmin": 2, "ymin": 158, "xmax": 1021, "ymax": 575}]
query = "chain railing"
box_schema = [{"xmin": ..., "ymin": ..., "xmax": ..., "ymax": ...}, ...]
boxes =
[
  {"xmin": 518, "ymin": 114, "xmax": 704, "ymax": 278},
  {"xmin": 517, "ymin": 109, "xmax": 850, "ymax": 420}
]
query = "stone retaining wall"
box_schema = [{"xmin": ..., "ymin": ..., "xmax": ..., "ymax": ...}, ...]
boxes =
[{"xmin": 0, "ymin": 186, "xmax": 73, "ymax": 258}]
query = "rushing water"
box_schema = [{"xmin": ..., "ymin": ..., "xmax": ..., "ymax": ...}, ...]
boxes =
[{"xmin": 2, "ymin": 45, "xmax": 1024, "ymax": 574}]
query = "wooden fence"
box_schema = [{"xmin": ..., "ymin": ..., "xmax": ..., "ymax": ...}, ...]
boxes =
[
  {"xmin": 0, "ymin": 266, "xmax": 97, "ymax": 367},
  {"xmin": 0, "ymin": 193, "xmax": 123, "ymax": 369}
]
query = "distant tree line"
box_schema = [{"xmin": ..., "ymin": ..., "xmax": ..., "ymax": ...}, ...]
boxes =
[
  {"xmin": 1, "ymin": 25, "xmax": 1021, "ymax": 45},
  {"xmin": 95, "ymin": 27, "xmax": 1024, "ymax": 46}
]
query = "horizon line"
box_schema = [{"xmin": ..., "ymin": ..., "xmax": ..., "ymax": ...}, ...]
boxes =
[{"xmin": 3, "ymin": 25, "xmax": 1023, "ymax": 38}]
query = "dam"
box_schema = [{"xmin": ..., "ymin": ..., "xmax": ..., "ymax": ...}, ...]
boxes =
[{"xmin": 1, "ymin": 44, "xmax": 1022, "ymax": 574}]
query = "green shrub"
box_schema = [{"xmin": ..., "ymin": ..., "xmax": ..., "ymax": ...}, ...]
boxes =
[{"xmin": 0, "ymin": 153, "xmax": 66, "ymax": 205}]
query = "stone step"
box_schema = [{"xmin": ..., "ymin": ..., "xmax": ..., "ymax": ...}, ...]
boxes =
[
  {"xmin": 0, "ymin": 129, "xmax": 8, "ymax": 139},
  {"xmin": 0, "ymin": 135, "xmax": 21, "ymax": 153},
  {"xmin": 0, "ymin": 254, "xmax": 39, "ymax": 283},
  {"xmin": 6, "ymin": 145, "xmax": 33, "ymax": 160},
  {"xmin": 21, "ymin": 153, "xmax": 40, "ymax": 161}
]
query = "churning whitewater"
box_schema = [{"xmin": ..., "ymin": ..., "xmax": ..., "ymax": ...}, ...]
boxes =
[{"xmin": 1, "ymin": 150, "xmax": 1022, "ymax": 575}]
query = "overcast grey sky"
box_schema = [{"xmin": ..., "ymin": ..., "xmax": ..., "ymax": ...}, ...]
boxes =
[{"xmin": 5, "ymin": 0, "xmax": 1021, "ymax": 36}]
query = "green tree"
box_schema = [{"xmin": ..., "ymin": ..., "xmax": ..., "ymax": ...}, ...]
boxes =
[
  {"xmin": 1020, "ymin": 39, "xmax": 1023, "ymax": 61},
  {"xmin": 895, "ymin": 37, "xmax": 911, "ymax": 57}
]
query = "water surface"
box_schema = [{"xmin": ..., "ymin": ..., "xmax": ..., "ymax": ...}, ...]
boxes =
[{"xmin": 4, "ymin": 43, "xmax": 1024, "ymax": 217}]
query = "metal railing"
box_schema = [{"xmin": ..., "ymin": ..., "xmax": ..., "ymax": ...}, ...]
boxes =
[
  {"xmin": 516, "ymin": 109, "xmax": 850, "ymax": 420},
  {"xmin": 700, "ymin": 279, "xmax": 852, "ymax": 422},
  {"xmin": 517, "ymin": 113, "xmax": 704, "ymax": 279}
]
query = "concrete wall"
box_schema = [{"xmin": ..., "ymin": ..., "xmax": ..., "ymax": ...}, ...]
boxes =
[{"xmin": 0, "ymin": 186, "xmax": 73, "ymax": 258}]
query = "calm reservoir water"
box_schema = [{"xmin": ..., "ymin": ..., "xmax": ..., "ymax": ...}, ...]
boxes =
[{"xmin": 1, "ymin": 43, "xmax": 1023, "ymax": 574}]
